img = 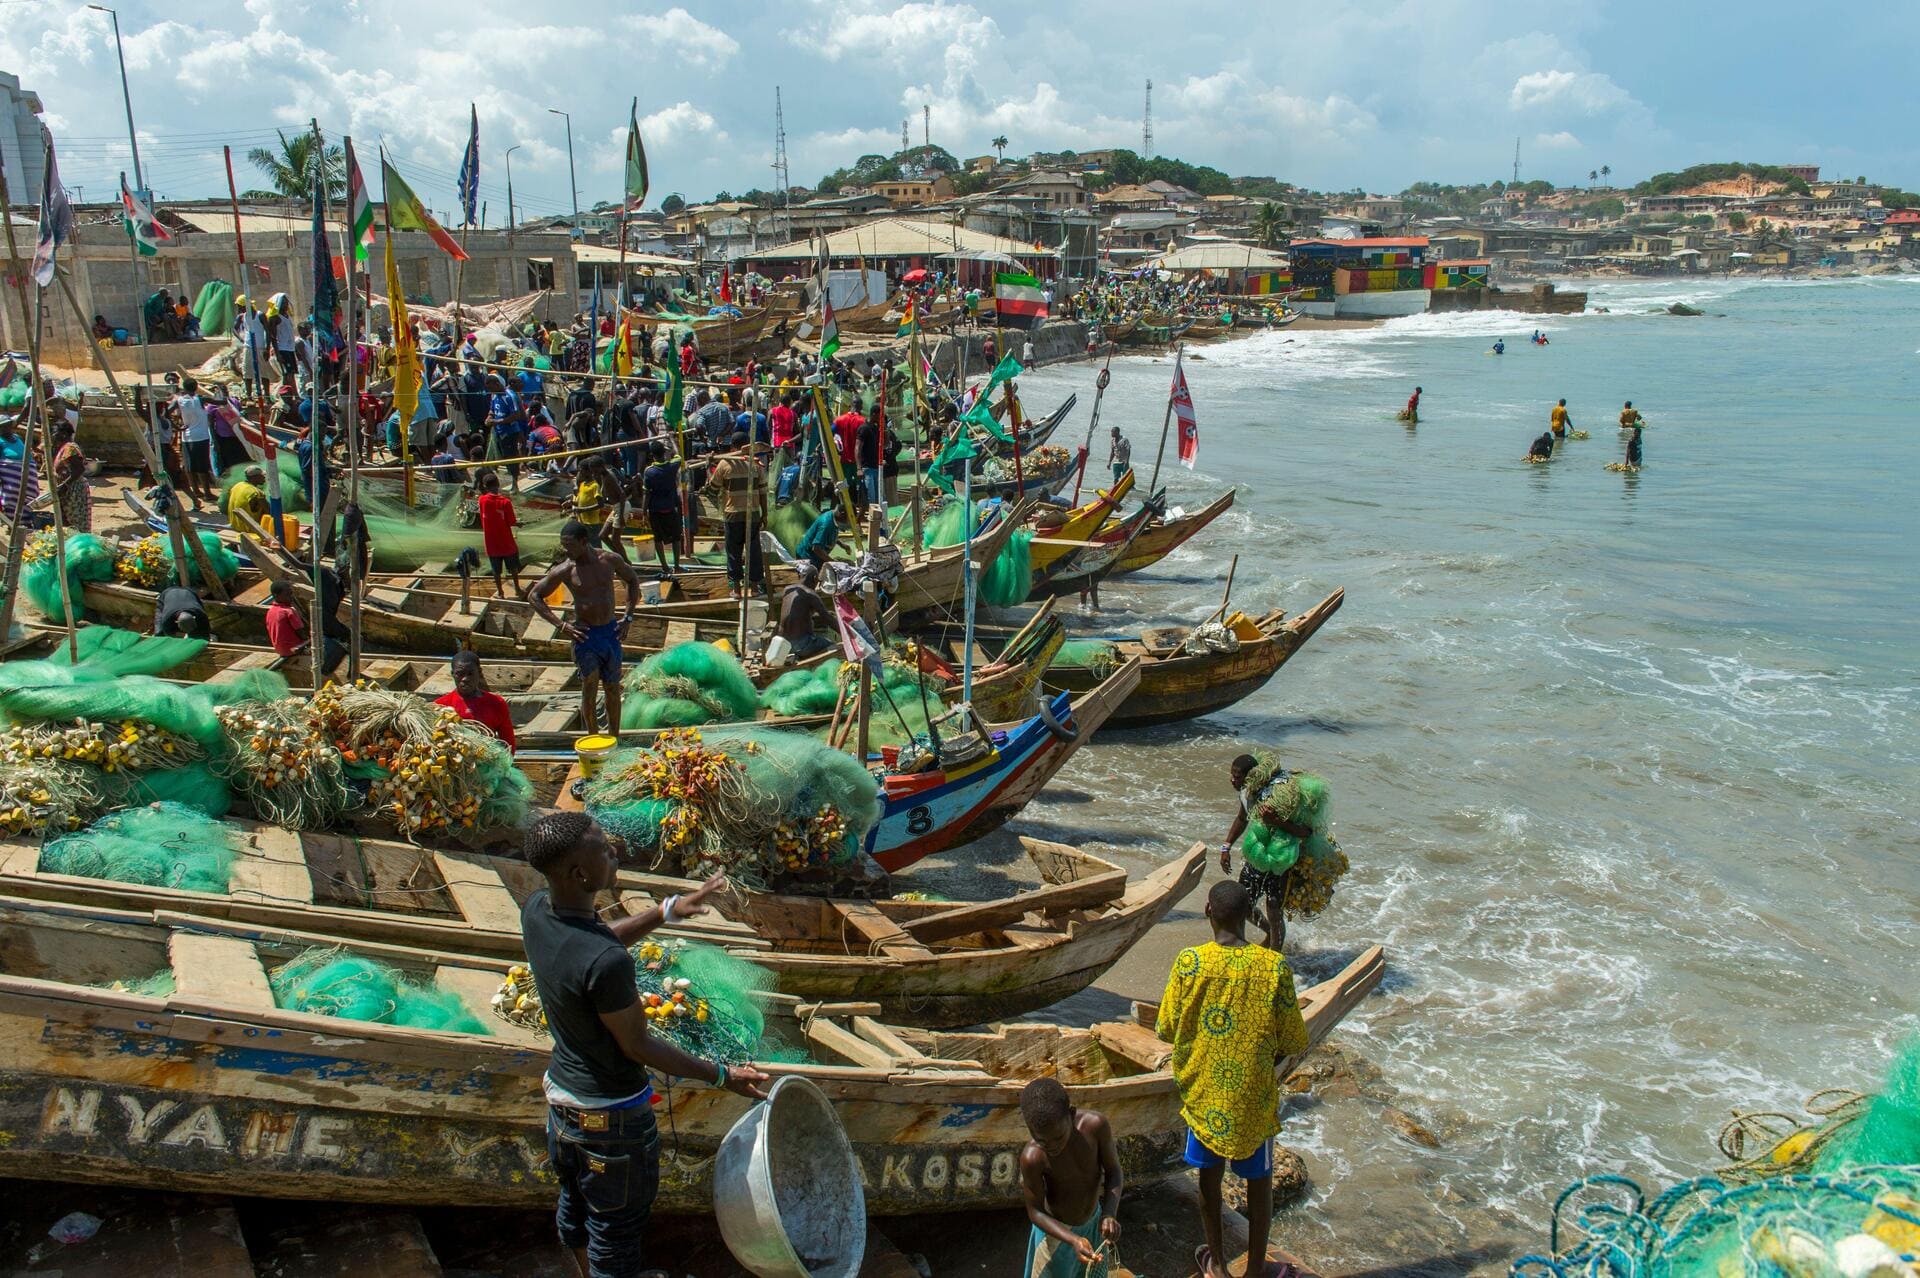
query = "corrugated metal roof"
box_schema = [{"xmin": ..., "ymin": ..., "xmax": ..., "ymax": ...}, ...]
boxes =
[
  {"xmin": 175, "ymin": 211, "xmax": 345, "ymax": 235},
  {"xmin": 746, "ymin": 217, "xmax": 1047, "ymax": 261},
  {"xmin": 572, "ymin": 244, "xmax": 695, "ymax": 268},
  {"xmin": 1149, "ymin": 243, "xmax": 1290, "ymax": 271}
]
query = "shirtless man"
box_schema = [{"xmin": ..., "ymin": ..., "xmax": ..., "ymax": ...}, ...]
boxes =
[
  {"xmin": 525, "ymin": 520, "xmax": 642, "ymax": 733},
  {"xmin": 1019, "ymin": 1077, "xmax": 1122, "ymax": 1278}
]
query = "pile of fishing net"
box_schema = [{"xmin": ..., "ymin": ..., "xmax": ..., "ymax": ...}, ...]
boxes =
[
  {"xmin": 582, "ymin": 726, "xmax": 879, "ymax": 883},
  {"xmin": 100, "ymin": 969, "xmax": 178, "ymax": 998},
  {"xmin": 269, "ymin": 945, "xmax": 489, "ymax": 1035},
  {"xmin": 758, "ymin": 655, "xmax": 944, "ymax": 748},
  {"xmin": 20, "ymin": 531, "xmax": 241, "ymax": 620},
  {"xmin": 1514, "ymin": 1041, "xmax": 1920, "ymax": 1278},
  {"xmin": 496, "ymin": 936, "xmax": 779, "ymax": 1067},
  {"xmin": 39, "ymin": 803, "xmax": 244, "ymax": 894},
  {"xmin": 1718, "ymin": 1039, "xmax": 1920, "ymax": 1185},
  {"xmin": 309, "ymin": 681, "xmax": 531, "ymax": 836},
  {"xmin": 1053, "ymin": 638, "xmax": 1123, "ymax": 679},
  {"xmin": 190, "ymin": 280, "xmax": 234, "ymax": 338},
  {"xmin": 619, "ymin": 642, "xmax": 761, "ymax": 730},
  {"xmin": 1238, "ymin": 754, "xmax": 1348, "ymax": 918},
  {"xmin": 212, "ymin": 697, "xmax": 353, "ymax": 829},
  {"xmin": 357, "ymin": 487, "xmax": 570, "ymax": 573},
  {"xmin": 918, "ymin": 498, "xmax": 1032, "ymax": 608},
  {"xmin": 767, "ymin": 499, "xmax": 823, "ymax": 557}
]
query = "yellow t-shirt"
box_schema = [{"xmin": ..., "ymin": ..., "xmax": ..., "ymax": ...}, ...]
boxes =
[
  {"xmin": 572, "ymin": 479, "xmax": 604, "ymax": 525},
  {"xmin": 1550, "ymin": 405, "xmax": 1569, "ymax": 430},
  {"xmin": 226, "ymin": 480, "xmax": 265, "ymax": 535},
  {"xmin": 1155, "ymin": 941, "xmax": 1308, "ymax": 1160}
]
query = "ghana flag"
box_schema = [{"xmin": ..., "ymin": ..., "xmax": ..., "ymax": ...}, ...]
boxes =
[{"xmin": 993, "ymin": 271, "xmax": 1047, "ymax": 328}]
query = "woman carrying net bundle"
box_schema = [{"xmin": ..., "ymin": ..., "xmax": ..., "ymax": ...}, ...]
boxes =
[{"xmin": 1218, "ymin": 753, "xmax": 1313, "ymax": 951}]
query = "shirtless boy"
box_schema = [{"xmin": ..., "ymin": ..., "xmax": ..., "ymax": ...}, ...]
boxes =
[
  {"xmin": 1019, "ymin": 1077, "xmax": 1122, "ymax": 1278},
  {"xmin": 525, "ymin": 519, "xmax": 642, "ymax": 733}
]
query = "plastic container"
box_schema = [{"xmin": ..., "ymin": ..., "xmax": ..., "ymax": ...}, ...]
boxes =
[
  {"xmin": 276, "ymin": 513, "xmax": 302, "ymax": 551},
  {"xmin": 764, "ymin": 634, "xmax": 793, "ymax": 669},
  {"xmin": 574, "ymin": 734, "xmax": 618, "ymax": 779},
  {"xmin": 713, "ymin": 1075, "xmax": 865, "ymax": 1278}
]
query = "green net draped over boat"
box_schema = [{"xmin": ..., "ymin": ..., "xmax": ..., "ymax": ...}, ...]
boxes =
[
  {"xmin": 1054, "ymin": 638, "xmax": 1122, "ymax": 678},
  {"xmin": 759, "ymin": 657, "xmax": 942, "ymax": 747},
  {"xmin": 48, "ymin": 626, "xmax": 208, "ymax": 678},
  {"xmin": 222, "ymin": 455, "xmax": 308, "ymax": 512},
  {"xmin": 103, "ymin": 761, "xmax": 234, "ymax": 816},
  {"xmin": 21, "ymin": 532, "xmax": 116, "ymax": 621},
  {"xmin": 1814, "ymin": 1038, "xmax": 1920, "ymax": 1174},
  {"xmin": 168, "ymin": 530, "xmax": 241, "ymax": 582},
  {"xmin": 1238, "ymin": 758, "xmax": 1348, "ymax": 917},
  {"xmin": 917, "ymin": 499, "xmax": 1033, "ymax": 606},
  {"xmin": 40, "ymin": 802, "xmax": 242, "ymax": 893},
  {"xmin": 631, "ymin": 936, "xmax": 769, "ymax": 1066},
  {"xmin": 191, "ymin": 280, "xmax": 234, "ymax": 338},
  {"xmin": 583, "ymin": 725, "xmax": 879, "ymax": 882},
  {"xmin": 0, "ymin": 673, "xmax": 228, "ymax": 750},
  {"xmin": 270, "ymin": 946, "xmax": 489, "ymax": 1035},
  {"xmin": 759, "ymin": 661, "xmax": 849, "ymax": 717},
  {"xmin": 767, "ymin": 500, "xmax": 821, "ymax": 556},
  {"xmin": 620, "ymin": 641, "xmax": 761, "ymax": 730},
  {"xmin": 355, "ymin": 487, "xmax": 570, "ymax": 572}
]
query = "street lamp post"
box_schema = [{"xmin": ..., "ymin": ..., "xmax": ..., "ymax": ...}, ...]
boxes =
[
  {"xmin": 547, "ymin": 108, "xmax": 578, "ymax": 223},
  {"xmin": 505, "ymin": 145, "xmax": 522, "ymax": 245},
  {"xmin": 88, "ymin": 5, "xmax": 142, "ymax": 189}
]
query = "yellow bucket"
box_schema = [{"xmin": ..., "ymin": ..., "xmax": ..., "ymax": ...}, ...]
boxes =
[{"xmin": 574, "ymin": 734, "xmax": 618, "ymax": 779}]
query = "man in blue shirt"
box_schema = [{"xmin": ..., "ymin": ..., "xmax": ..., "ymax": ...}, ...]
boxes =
[
  {"xmin": 735, "ymin": 396, "xmax": 769, "ymax": 446},
  {"xmin": 486, "ymin": 374, "xmax": 525, "ymax": 486},
  {"xmin": 794, "ymin": 505, "xmax": 840, "ymax": 567}
]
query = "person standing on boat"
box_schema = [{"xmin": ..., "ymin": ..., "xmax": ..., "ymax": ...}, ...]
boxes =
[
  {"xmin": 525, "ymin": 520, "xmax": 643, "ymax": 735},
  {"xmin": 1108, "ymin": 427, "xmax": 1132, "ymax": 486},
  {"xmin": 521, "ymin": 812, "xmax": 767, "ymax": 1278},
  {"xmin": 1218, "ymin": 754, "xmax": 1312, "ymax": 951},
  {"xmin": 1156, "ymin": 880, "xmax": 1309, "ymax": 1278},
  {"xmin": 434, "ymin": 650, "xmax": 516, "ymax": 753}
]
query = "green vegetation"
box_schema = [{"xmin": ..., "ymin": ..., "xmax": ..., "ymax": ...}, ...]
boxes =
[
  {"xmin": 1635, "ymin": 163, "xmax": 1810, "ymax": 196},
  {"xmin": 816, "ymin": 145, "xmax": 960, "ymax": 195},
  {"xmin": 245, "ymin": 130, "xmax": 344, "ymax": 202},
  {"xmin": 1097, "ymin": 149, "xmax": 1234, "ymax": 196}
]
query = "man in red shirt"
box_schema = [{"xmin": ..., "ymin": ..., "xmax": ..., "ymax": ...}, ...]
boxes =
[
  {"xmin": 434, "ymin": 650, "xmax": 517, "ymax": 752},
  {"xmin": 264, "ymin": 579, "xmax": 305, "ymax": 657},
  {"xmin": 476, "ymin": 470, "xmax": 524, "ymax": 593},
  {"xmin": 832, "ymin": 407, "xmax": 865, "ymax": 511}
]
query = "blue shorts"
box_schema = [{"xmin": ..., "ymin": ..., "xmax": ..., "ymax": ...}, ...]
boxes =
[
  {"xmin": 573, "ymin": 620, "xmax": 624, "ymax": 683},
  {"xmin": 1184, "ymin": 1129, "xmax": 1272, "ymax": 1179}
]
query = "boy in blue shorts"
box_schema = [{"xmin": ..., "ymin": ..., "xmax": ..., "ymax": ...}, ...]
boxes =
[{"xmin": 525, "ymin": 520, "xmax": 642, "ymax": 735}]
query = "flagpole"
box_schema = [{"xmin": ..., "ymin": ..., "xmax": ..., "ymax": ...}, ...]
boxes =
[
  {"xmin": 1148, "ymin": 342, "xmax": 1184, "ymax": 495},
  {"xmin": 221, "ymin": 146, "xmax": 256, "ymax": 415},
  {"xmin": 0, "ymin": 163, "xmax": 69, "ymax": 649},
  {"xmin": 341, "ymin": 136, "xmax": 364, "ymax": 679},
  {"xmin": 452, "ymin": 104, "xmax": 475, "ymax": 373},
  {"xmin": 306, "ymin": 119, "xmax": 328, "ymax": 693}
]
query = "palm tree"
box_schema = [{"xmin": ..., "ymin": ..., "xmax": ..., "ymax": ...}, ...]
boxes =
[
  {"xmin": 245, "ymin": 129, "xmax": 345, "ymax": 202},
  {"xmin": 1600, "ymin": 164, "xmax": 1611, "ymax": 185},
  {"xmin": 1589, "ymin": 169, "xmax": 1599, "ymax": 188},
  {"xmin": 1252, "ymin": 202, "xmax": 1289, "ymax": 248},
  {"xmin": 991, "ymin": 135, "xmax": 1009, "ymax": 163}
]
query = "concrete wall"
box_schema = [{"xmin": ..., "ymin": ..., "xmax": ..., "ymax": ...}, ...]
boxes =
[{"xmin": 1335, "ymin": 290, "xmax": 1429, "ymax": 318}]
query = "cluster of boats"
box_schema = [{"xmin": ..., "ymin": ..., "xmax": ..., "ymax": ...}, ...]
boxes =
[{"xmin": 0, "ymin": 376, "xmax": 1373, "ymax": 1220}]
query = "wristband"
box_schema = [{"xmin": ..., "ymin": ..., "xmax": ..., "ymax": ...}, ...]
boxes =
[
  {"xmin": 661, "ymin": 895, "xmax": 678, "ymax": 923},
  {"xmin": 714, "ymin": 1060, "xmax": 727, "ymax": 1088}
]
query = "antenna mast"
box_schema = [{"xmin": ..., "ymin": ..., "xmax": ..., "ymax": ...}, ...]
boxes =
[
  {"xmin": 1512, "ymin": 136, "xmax": 1521, "ymax": 186},
  {"xmin": 773, "ymin": 86, "xmax": 790, "ymax": 236},
  {"xmin": 902, "ymin": 119, "xmax": 910, "ymax": 152},
  {"xmin": 923, "ymin": 104, "xmax": 930, "ymax": 149},
  {"xmin": 1143, "ymin": 80, "xmax": 1154, "ymax": 157}
]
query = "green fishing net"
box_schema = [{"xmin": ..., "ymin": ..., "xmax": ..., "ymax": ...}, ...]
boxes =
[
  {"xmin": 103, "ymin": 761, "xmax": 234, "ymax": 816},
  {"xmin": 767, "ymin": 499, "xmax": 821, "ymax": 556},
  {"xmin": 40, "ymin": 802, "xmax": 241, "ymax": 893},
  {"xmin": 100, "ymin": 969, "xmax": 177, "ymax": 998},
  {"xmin": 356, "ymin": 488, "xmax": 569, "ymax": 572},
  {"xmin": 168, "ymin": 530, "xmax": 241, "ymax": 582},
  {"xmin": 0, "ymin": 675, "xmax": 226, "ymax": 749},
  {"xmin": 620, "ymin": 641, "xmax": 761, "ymax": 730},
  {"xmin": 759, "ymin": 661, "xmax": 850, "ymax": 717},
  {"xmin": 630, "ymin": 935, "xmax": 770, "ymax": 1066},
  {"xmin": 48, "ymin": 626, "xmax": 208, "ymax": 678},
  {"xmin": 1238, "ymin": 761, "xmax": 1348, "ymax": 916},
  {"xmin": 1815, "ymin": 1038, "xmax": 1920, "ymax": 1172},
  {"xmin": 758, "ymin": 657, "xmax": 943, "ymax": 747},
  {"xmin": 270, "ymin": 946, "xmax": 489, "ymax": 1035},
  {"xmin": 919, "ymin": 500, "xmax": 1033, "ymax": 607},
  {"xmin": 0, "ymin": 377, "xmax": 27, "ymax": 411},
  {"xmin": 21, "ymin": 532, "xmax": 116, "ymax": 622},
  {"xmin": 1054, "ymin": 638, "xmax": 1122, "ymax": 678},
  {"xmin": 583, "ymin": 725, "xmax": 879, "ymax": 882},
  {"xmin": 190, "ymin": 280, "xmax": 234, "ymax": 338}
]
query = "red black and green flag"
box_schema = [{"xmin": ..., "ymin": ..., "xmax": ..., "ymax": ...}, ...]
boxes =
[{"xmin": 993, "ymin": 271, "xmax": 1047, "ymax": 328}]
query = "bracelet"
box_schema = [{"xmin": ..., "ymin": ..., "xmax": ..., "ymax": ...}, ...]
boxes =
[
  {"xmin": 713, "ymin": 1060, "xmax": 727, "ymax": 1088},
  {"xmin": 660, "ymin": 895, "xmax": 678, "ymax": 923}
]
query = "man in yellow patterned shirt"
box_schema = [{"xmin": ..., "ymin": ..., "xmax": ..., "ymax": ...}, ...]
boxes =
[{"xmin": 1156, "ymin": 880, "xmax": 1310, "ymax": 1278}]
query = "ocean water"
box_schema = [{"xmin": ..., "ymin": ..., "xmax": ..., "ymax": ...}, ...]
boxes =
[{"xmin": 993, "ymin": 277, "xmax": 1920, "ymax": 1271}]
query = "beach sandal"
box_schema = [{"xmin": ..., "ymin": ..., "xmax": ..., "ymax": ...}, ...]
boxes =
[{"xmin": 1195, "ymin": 1245, "xmax": 1213, "ymax": 1278}]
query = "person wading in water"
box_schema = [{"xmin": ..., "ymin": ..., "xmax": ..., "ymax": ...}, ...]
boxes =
[
  {"xmin": 1217, "ymin": 754, "xmax": 1314, "ymax": 951},
  {"xmin": 526, "ymin": 520, "xmax": 643, "ymax": 734}
]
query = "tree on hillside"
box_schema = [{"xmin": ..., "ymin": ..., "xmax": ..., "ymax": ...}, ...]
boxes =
[
  {"xmin": 1727, "ymin": 211, "xmax": 1748, "ymax": 230},
  {"xmin": 1601, "ymin": 164, "xmax": 1611, "ymax": 184},
  {"xmin": 246, "ymin": 129, "xmax": 344, "ymax": 201},
  {"xmin": 1589, "ymin": 169, "xmax": 1599, "ymax": 188},
  {"xmin": 661, "ymin": 193, "xmax": 686, "ymax": 214},
  {"xmin": 1252, "ymin": 202, "xmax": 1289, "ymax": 248},
  {"xmin": 951, "ymin": 170, "xmax": 989, "ymax": 197},
  {"xmin": 991, "ymin": 135, "xmax": 1008, "ymax": 162}
]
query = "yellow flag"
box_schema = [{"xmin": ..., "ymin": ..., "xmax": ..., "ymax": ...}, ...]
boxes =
[
  {"xmin": 383, "ymin": 226, "xmax": 420, "ymax": 424},
  {"xmin": 615, "ymin": 314, "xmax": 634, "ymax": 378}
]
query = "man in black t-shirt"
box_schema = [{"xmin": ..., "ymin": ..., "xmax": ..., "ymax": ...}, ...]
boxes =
[
  {"xmin": 521, "ymin": 812, "xmax": 767, "ymax": 1278},
  {"xmin": 639, "ymin": 443, "xmax": 683, "ymax": 580}
]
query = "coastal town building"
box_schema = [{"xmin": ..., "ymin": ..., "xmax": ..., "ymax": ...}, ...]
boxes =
[{"xmin": 0, "ymin": 72, "xmax": 45, "ymax": 208}]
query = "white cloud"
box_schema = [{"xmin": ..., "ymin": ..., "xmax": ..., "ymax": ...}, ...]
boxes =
[
  {"xmin": 1533, "ymin": 130, "xmax": 1581, "ymax": 150},
  {"xmin": 1510, "ymin": 69, "xmax": 1632, "ymax": 114},
  {"xmin": 642, "ymin": 102, "xmax": 725, "ymax": 146},
  {"xmin": 635, "ymin": 8, "xmax": 739, "ymax": 68}
]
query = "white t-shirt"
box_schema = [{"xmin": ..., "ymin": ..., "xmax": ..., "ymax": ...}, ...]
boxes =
[
  {"xmin": 174, "ymin": 394, "xmax": 211, "ymax": 443},
  {"xmin": 273, "ymin": 313, "xmax": 296, "ymax": 353}
]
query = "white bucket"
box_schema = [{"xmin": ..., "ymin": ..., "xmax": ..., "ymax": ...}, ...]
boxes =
[{"xmin": 713, "ymin": 1075, "xmax": 865, "ymax": 1278}]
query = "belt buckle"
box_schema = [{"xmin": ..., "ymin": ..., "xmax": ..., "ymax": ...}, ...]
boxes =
[{"xmin": 576, "ymin": 1109, "xmax": 610, "ymax": 1133}]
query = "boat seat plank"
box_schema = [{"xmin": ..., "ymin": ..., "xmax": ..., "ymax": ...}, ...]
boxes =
[
  {"xmin": 1093, "ymin": 1021, "xmax": 1174, "ymax": 1072},
  {"xmin": 205, "ymin": 649, "xmax": 280, "ymax": 684},
  {"xmin": 523, "ymin": 702, "xmax": 579, "ymax": 735},
  {"xmin": 529, "ymin": 665, "xmax": 576, "ymax": 694},
  {"xmin": 359, "ymin": 657, "xmax": 414, "ymax": 685},
  {"xmin": 231, "ymin": 579, "xmax": 276, "ymax": 607},
  {"xmin": 439, "ymin": 610, "xmax": 484, "ymax": 634},
  {"xmin": 169, "ymin": 931, "xmax": 276, "ymax": 1009},
  {"xmin": 664, "ymin": 621, "xmax": 699, "ymax": 647},
  {"xmin": 414, "ymin": 672, "xmax": 456, "ymax": 697},
  {"xmin": 900, "ymin": 869, "xmax": 1126, "ymax": 945},
  {"xmin": 805, "ymin": 1016, "xmax": 898, "ymax": 1069},
  {"xmin": 838, "ymin": 904, "xmax": 935, "ymax": 957},
  {"xmin": 522, "ymin": 615, "xmax": 560, "ymax": 644},
  {"xmin": 433, "ymin": 965, "xmax": 543, "ymax": 1044},
  {"xmin": 1, "ymin": 841, "xmax": 42, "ymax": 877},
  {"xmin": 364, "ymin": 586, "xmax": 412, "ymax": 610},
  {"xmin": 231, "ymin": 825, "xmax": 316, "ymax": 904},
  {"xmin": 852, "ymin": 1015, "xmax": 929, "ymax": 1061},
  {"xmin": 432, "ymin": 854, "xmax": 524, "ymax": 934}
]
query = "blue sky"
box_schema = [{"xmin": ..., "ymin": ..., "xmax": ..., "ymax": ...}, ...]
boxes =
[{"xmin": 4, "ymin": 0, "xmax": 1914, "ymax": 218}]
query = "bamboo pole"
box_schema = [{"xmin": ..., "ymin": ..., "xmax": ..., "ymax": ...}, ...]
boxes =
[
  {"xmin": 341, "ymin": 135, "xmax": 365, "ymax": 679},
  {"xmin": 305, "ymin": 118, "xmax": 328, "ymax": 691},
  {"xmin": 0, "ymin": 165, "xmax": 41, "ymax": 642}
]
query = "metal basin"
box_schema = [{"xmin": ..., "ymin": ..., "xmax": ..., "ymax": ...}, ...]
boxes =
[{"xmin": 713, "ymin": 1075, "xmax": 866, "ymax": 1278}]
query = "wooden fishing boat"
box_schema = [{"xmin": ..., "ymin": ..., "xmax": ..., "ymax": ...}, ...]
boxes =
[
  {"xmin": 1097, "ymin": 318, "xmax": 1139, "ymax": 342},
  {"xmin": 1097, "ymin": 487, "xmax": 1238, "ymax": 576},
  {"xmin": 1022, "ymin": 469, "xmax": 1132, "ymax": 577},
  {"xmin": 0, "ymin": 893, "xmax": 1382, "ymax": 1212},
  {"xmin": 925, "ymin": 590, "xmax": 1345, "ymax": 730},
  {"xmin": 1025, "ymin": 504, "xmax": 1155, "ymax": 599},
  {"xmin": 0, "ymin": 817, "xmax": 1202, "ymax": 1028}
]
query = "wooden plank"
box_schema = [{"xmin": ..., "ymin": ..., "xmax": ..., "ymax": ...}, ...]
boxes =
[
  {"xmin": 230, "ymin": 825, "xmax": 316, "ymax": 904},
  {"xmin": 432, "ymin": 965, "xmax": 540, "ymax": 1044},
  {"xmin": 0, "ymin": 841, "xmax": 42, "ymax": 877},
  {"xmin": 529, "ymin": 664, "xmax": 576, "ymax": 694},
  {"xmin": 522, "ymin": 614, "xmax": 560, "ymax": 644},
  {"xmin": 804, "ymin": 1015, "xmax": 898, "ymax": 1069},
  {"xmin": 664, "ymin": 620, "xmax": 698, "ymax": 646},
  {"xmin": 838, "ymin": 903, "xmax": 935, "ymax": 957},
  {"xmin": 365, "ymin": 586, "xmax": 412, "ymax": 609},
  {"xmin": 205, "ymin": 649, "xmax": 278, "ymax": 684},
  {"xmin": 360, "ymin": 656, "xmax": 414, "ymax": 685},
  {"xmin": 432, "ymin": 854, "xmax": 524, "ymax": 934},
  {"xmin": 852, "ymin": 1015, "xmax": 929, "ymax": 1061},
  {"xmin": 1093, "ymin": 1021, "xmax": 1173, "ymax": 1072},
  {"xmin": 900, "ymin": 869, "xmax": 1127, "ymax": 944},
  {"xmin": 523, "ymin": 701, "xmax": 579, "ymax": 736},
  {"xmin": 169, "ymin": 931, "xmax": 276, "ymax": 1009}
]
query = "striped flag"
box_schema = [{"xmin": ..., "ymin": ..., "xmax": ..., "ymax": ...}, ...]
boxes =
[
  {"xmin": 993, "ymin": 271, "xmax": 1047, "ymax": 328},
  {"xmin": 624, "ymin": 100, "xmax": 649, "ymax": 209},
  {"xmin": 1171, "ymin": 350, "xmax": 1198, "ymax": 469},
  {"xmin": 820, "ymin": 293, "xmax": 840, "ymax": 361},
  {"xmin": 344, "ymin": 139, "xmax": 375, "ymax": 262},
  {"xmin": 382, "ymin": 205, "xmax": 421, "ymax": 425},
  {"xmin": 456, "ymin": 104, "xmax": 480, "ymax": 227},
  {"xmin": 380, "ymin": 153, "xmax": 468, "ymax": 261},
  {"xmin": 30, "ymin": 127, "xmax": 72, "ymax": 286},
  {"xmin": 120, "ymin": 174, "xmax": 171, "ymax": 257},
  {"xmin": 897, "ymin": 296, "xmax": 917, "ymax": 337}
]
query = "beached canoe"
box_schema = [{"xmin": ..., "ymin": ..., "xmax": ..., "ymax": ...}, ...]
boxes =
[
  {"xmin": 0, "ymin": 893, "xmax": 1382, "ymax": 1212},
  {"xmin": 1097, "ymin": 488, "xmax": 1237, "ymax": 576},
  {"xmin": 925, "ymin": 590, "xmax": 1344, "ymax": 730},
  {"xmin": 0, "ymin": 816, "xmax": 1201, "ymax": 1027}
]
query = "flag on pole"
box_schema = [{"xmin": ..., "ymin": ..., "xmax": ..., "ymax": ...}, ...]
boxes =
[
  {"xmin": 624, "ymin": 101, "xmax": 649, "ymax": 209},
  {"xmin": 382, "ymin": 214, "xmax": 421, "ymax": 426},
  {"xmin": 381, "ymin": 154, "xmax": 468, "ymax": 260},
  {"xmin": 897, "ymin": 296, "xmax": 917, "ymax": 337},
  {"xmin": 310, "ymin": 152, "xmax": 337, "ymax": 335},
  {"xmin": 31, "ymin": 127, "xmax": 72, "ymax": 287},
  {"xmin": 993, "ymin": 271, "xmax": 1048, "ymax": 328},
  {"xmin": 661, "ymin": 353, "xmax": 684, "ymax": 439},
  {"xmin": 457, "ymin": 104, "xmax": 480, "ymax": 227},
  {"xmin": 344, "ymin": 139, "xmax": 375, "ymax": 263},
  {"xmin": 1171, "ymin": 351, "xmax": 1198, "ymax": 469},
  {"xmin": 119, "ymin": 174, "xmax": 171, "ymax": 258},
  {"xmin": 614, "ymin": 314, "xmax": 633, "ymax": 378},
  {"xmin": 820, "ymin": 293, "xmax": 840, "ymax": 362},
  {"xmin": 719, "ymin": 266, "xmax": 732, "ymax": 305}
]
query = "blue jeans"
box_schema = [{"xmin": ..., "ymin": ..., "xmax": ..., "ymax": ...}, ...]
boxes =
[
  {"xmin": 862, "ymin": 466, "xmax": 881, "ymax": 504},
  {"xmin": 548, "ymin": 1101, "xmax": 660, "ymax": 1278}
]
